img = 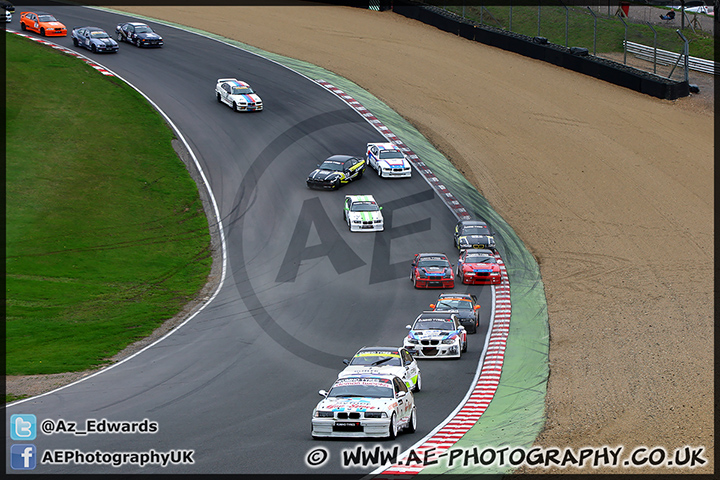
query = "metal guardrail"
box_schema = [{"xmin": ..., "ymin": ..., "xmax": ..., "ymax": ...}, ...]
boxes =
[{"xmin": 624, "ymin": 40, "xmax": 718, "ymax": 75}]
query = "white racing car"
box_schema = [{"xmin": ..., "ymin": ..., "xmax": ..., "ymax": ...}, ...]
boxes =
[
  {"xmin": 343, "ymin": 195, "xmax": 384, "ymax": 232},
  {"xmin": 311, "ymin": 375, "xmax": 417, "ymax": 439},
  {"xmin": 403, "ymin": 311, "xmax": 467, "ymax": 359},
  {"xmin": 366, "ymin": 142, "xmax": 412, "ymax": 178},
  {"xmin": 339, "ymin": 346, "xmax": 421, "ymax": 392},
  {"xmin": 215, "ymin": 78, "xmax": 263, "ymax": 112}
]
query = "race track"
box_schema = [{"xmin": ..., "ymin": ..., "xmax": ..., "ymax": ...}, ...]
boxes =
[{"xmin": 6, "ymin": 5, "xmax": 499, "ymax": 474}]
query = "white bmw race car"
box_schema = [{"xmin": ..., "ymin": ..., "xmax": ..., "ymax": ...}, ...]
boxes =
[
  {"xmin": 366, "ymin": 142, "xmax": 412, "ymax": 178},
  {"xmin": 215, "ymin": 78, "xmax": 263, "ymax": 112},
  {"xmin": 311, "ymin": 374, "xmax": 417, "ymax": 439},
  {"xmin": 343, "ymin": 195, "xmax": 384, "ymax": 232},
  {"xmin": 403, "ymin": 311, "xmax": 467, "ymax": 359},
  {"xmin": 339, "ymin": 346, "xmax": 421, "ymax": 392}
]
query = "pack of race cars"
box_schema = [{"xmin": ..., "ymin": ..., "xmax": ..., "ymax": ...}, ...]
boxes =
[
  {"xmin": 17, "ymin": 10, "xmax": 163, "ymax": 54},
  {"xmin": 16, "ymin": 11, "xmax": 501, "ymax": 441},
  {"xmin": 310, "ymin": 142, "xmax": 501, "ymax": 439}
]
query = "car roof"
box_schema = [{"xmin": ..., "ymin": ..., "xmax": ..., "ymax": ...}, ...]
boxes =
[
  {"xmin": 334, "ymin": 374, "xmax": 399, "ymax": 382},
  {"xmin": 464, "ymin": 249, "xmax": 495, "ymax": 256},
  {"xmin": 417, "ymin": 252, "xmax": 447, "ymax": 258},
  {"xmin": 416, "ymin": 311, "xmax": 457, "ymax": 320},
  {"xmin": 459, "ymin": 220, "xmax": 489, "ymax": 227},
  {"xmin": 325, "ymin": 154, "xmax": 356, "ymax": 162},
  {"xmin": 438, "ymin": 293, "xmax": 473, "ymax": 300},
  {"xmin": 128, "ymin": 22, "xmax": 148, "ymax": 26},
  {"xmin": 373, "ymin": 142, "xmax": 401, "ymax": 151},
  {"xmin": 346, "ymin": 194, "xmax": 376, "ymax": 202},
  {"xmin": 355, "ymin": 346, "xmax": 402, "ymax": 354}
]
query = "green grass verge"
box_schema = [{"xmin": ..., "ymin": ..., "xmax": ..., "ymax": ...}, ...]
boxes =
[
  {"xmin": 432, "ymin": 3, "xmax": 714, "ymax": 60},
  {"xmin": 5, "ymin": 33, "xmax": 212, "ymax": 375}
]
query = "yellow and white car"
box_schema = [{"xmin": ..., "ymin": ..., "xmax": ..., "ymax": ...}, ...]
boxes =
[
  {"xmin": 343, "ymin": 195, "xmax": 384, "ymax": 232},
  {"xmin": 339, "ymin": 346, "xmax": 421, "ymax": 392}
]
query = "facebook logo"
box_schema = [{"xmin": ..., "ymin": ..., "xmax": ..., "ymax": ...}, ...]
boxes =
[
  {"xmin": 11, "ymin": 444, "xmax": 37, "ymax": 470},
  {"xmin": 10, "ymin": 414, "xmax": 36, "ymax": 440}
]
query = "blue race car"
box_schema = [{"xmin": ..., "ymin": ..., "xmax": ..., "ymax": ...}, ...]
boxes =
[{"xmin": 71, "ymin": 26, "xmax": 118, "ymax": 53}]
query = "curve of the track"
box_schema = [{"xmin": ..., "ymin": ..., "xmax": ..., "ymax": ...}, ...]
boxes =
[{"xmin": 6, "ymin": 5, "xmax": 496, "ymax": 474}]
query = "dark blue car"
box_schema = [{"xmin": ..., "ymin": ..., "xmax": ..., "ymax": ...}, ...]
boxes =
[{"xmin": 71, "ymin": 26, "xmax": 118, "ymax": 53}]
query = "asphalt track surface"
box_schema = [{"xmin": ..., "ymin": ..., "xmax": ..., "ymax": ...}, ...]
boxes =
[{"xmin": 6, "ymin": 5, "xmax": 499, "ymax": 475}]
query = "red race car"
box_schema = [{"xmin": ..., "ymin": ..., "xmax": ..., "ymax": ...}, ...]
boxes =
[
  {"xmin": 456, "ymin": 249, "xmax": 501, "ymax": 285},
  {"xmin": 410, "ymin": 253, "xmax": 454, "ymax": 289}
]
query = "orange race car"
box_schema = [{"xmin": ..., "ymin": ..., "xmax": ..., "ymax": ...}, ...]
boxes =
[{"xmin": 20, "ymin": 11, "xmax": 67, "ymax": 36}]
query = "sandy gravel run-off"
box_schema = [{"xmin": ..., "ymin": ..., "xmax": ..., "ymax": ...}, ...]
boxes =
[{"xmin": 10, "ymin": 4, "xmax": 713, "ymax": 475}]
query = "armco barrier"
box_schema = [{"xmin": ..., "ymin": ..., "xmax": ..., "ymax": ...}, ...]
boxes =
[{"xmin": 391, "ymin": 0, "xmax": 690, "ymax": 100}]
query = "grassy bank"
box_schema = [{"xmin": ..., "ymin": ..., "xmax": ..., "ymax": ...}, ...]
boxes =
[{"xmin": 5, "ymin": 33, "xmax": 212, "ymax": 379}]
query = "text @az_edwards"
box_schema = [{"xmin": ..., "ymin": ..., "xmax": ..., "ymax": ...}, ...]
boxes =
[
  {"xmin": 313, "ymin": 444, "xmax": 708, "ymax": 469},
  {"xmin": 39, "ymin": 418, "xmax": 158, "ymax": 435}
]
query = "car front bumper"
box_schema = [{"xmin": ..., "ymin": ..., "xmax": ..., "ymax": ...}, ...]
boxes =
[
  {"xmin": 461, "ymin": 272, "xmax": 501, "ymax": 284},
  {"xmin": 312, "ymin": 418, "xmax": 391, "ymax": 438},
  {"xmin": 414, "ymin": 277, "xmax": 454, "ymax": 288},
  {"xmin": 380, "ymin": 168, "xmax": 412, "ymax": 178},
  {"xmin": 349, "ymin": 223, "xmax": 384, "ymax": 232},
  {"xmin": 404, "ymin": 343, "xmax": 461, "ymax": 358}
]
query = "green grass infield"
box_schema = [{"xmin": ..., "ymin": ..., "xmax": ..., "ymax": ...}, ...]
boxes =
[{"xmin": 5, "ymin": 33, "xmax": 212, "ymax": 378}]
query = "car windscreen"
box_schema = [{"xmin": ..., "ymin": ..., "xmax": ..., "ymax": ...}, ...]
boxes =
[
  {"xmin": 413, "ymin": 319, "xmax": 455, "ymax": 330},
  {"xmin": 135, "ymin": 25, "xmax": 153, "ymax": 33},
  {"xmin": 465, "ymin": 255, "xmax": 495, "ymax": 264},
  {"xmin": 319, "ymin": 161, "xmax": 344, "ymax": 171},
  {"xmin": 38, "ymin": 15, "xmax": 57, "ymax": 22},
  {"xmin": 231, "ymin": 87, "xmax": 255, "ymax": 95},
  {"xmin": 349, "ymin": 354, "xmax": 401, "ymax": 367},
  {"xmin": 417, "ymin": 259, "xmax": 448, "ymax": 268},
  {"xmin": 464, "ymin": 225, "xmax": 491, "ymax": 235},
  {"xmin": 351, "ymin": 202, "xmax": 379, "ymax": 212},
  {"xmin": 379, "ymin": 150, "xmax": 404, "ymax": 159},
  {"xmin": 435, "ymin": 299, "xmax": 472, "ymax": 310},
  {"xmin": 90, "ymin": 31, "xmax": 109, "ymax": 38},
  {"xmin": 328, "ymin": 380, "xmax": 394, "ymax": 398}
]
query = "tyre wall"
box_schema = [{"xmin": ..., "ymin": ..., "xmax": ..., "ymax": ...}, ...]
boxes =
[{"xmin": 389, "ymin": 0, "xmax": 689, "ymax": 100}]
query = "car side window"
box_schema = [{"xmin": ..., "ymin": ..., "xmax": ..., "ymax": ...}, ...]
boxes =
[
  {"xmin": 395, "ymin": 377, "xmax": 408, "ymax": 394},
  {"xmin": 371, "ymin": 146, "xmax": 377, "ymax": 155},
  {"xmin": 128, "ymin": 25, "xmax": 134, "ymax": 33},
  {"xmin": 402, "ymin": 350, "xmax": 412, "ymax": 365}
]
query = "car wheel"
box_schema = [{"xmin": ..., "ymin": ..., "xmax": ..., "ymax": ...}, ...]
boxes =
[
  {"xmin": 388, "ymin": 413, "xmax": 399, "ymax": 440},
  {"xmin": 233, "ymin": 101, "xmax": 238, "ymax": 112},
  {"xmin": 117, "ymin": 32, "xmax": 123, "ymax": 41},
  {"xmin": 377, "ymin": 164, "xmax": 382, "ymax": 176},
  {"xmin": 216, "ymin": 92, "xmax": 222, "ymax": 103},
  {"xmin": 91, "ymin": 43, "xmax": 96, "ymax": 53},
  {"xmin": 406, "ymin": 407, "xmax": 417, "ymax": 433},
  {"xmin": 40, "ymin": 27, "xmax": 45, "ymax": 36},
  {"xmin": 73, "ymin": 38, "xmax": 78, "ymax": 47},
  {"xmin": 333, "ymin": 180, "xmax": 341, "ymax": 190},
  {"xmin": 134, "ymin": 37, "xmax": 141, "ymax": 47},
  {"xmin": 413, "ymin": 276, "xmax": 419, "ymax": 289},
  {"xmin": 20, "ymin": 22, "xmax": 26, "ymax": 30},
  {"xmin": 356, "ymin": 170, "xmax": 363, "ymax": 180},
  {"xmin": 468, "ymin": 323, "xmax": 476, "ymax": 335},
  {"xmin": 461, "ymin": 340, "xmax": 467, "ymax": 353},
  {"xmin": 413, "ymin": 373, "xmax": 421, "ymax": 392}
]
